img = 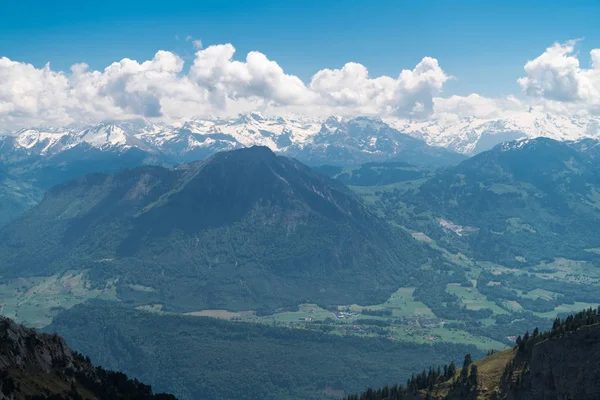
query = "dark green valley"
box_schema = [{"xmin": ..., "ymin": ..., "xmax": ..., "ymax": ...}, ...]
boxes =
[{"xmin": 46, "ymin": 301, "xmax": 483, "ymax": 400}]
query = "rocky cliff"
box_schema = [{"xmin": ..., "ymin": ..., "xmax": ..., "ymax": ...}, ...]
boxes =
[
  {"xmin": 0, "ymin": 316, "xmax": 175, "ymax": 400},
  {"xmin": 345, "ymin": 309, "xmax": 600, "ymax": 400},
  {"xmin": 506, "ymin": 323, "xmax": 600, "ymax": 400}
]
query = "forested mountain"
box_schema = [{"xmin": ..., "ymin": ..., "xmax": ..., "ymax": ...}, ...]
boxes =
[
  {"xmin": 0, "ymin": 316, "xmax": 175, "ymax": 400},
  {"xmin": 0, "ymin": 168, "xmax": 43, "ymax": 227},
  {"xmin": 46, "ymin": 301, "xmax": 483, "ymax": 400},
  {"xmin": 373, "ymin": 137, "xmax": 600, "ymax": 266},
  {"xmin": 0, "ymin": 146, "xmax": 436, "ymax": 312},
  {"xmin": 345, "ymin": 307, "xmax": 600, "ymax": 400}
]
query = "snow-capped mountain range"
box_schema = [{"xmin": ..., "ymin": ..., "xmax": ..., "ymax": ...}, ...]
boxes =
[
  {"xmin": 2, "ymin": 111, "xmax": 600, "ymax": 167},
  {"xmin": 0, "ymin": 113, "xmax": 464, "ymax": 168},
  {"xmin": 388, "ymin": 110, "xmax": 600, "ymax": 154},
  {"xmin": 0, "ymin": 113, "xmax": 320, "ymax": 158}
]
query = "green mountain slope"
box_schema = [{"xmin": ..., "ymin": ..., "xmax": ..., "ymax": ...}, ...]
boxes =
[
  {"xmin": 374, "ymin": 138, "xmax": 600, "ymax": 266},
  {"xmin": 0, "ymin": 146, "xmax": 434, "ymax": 312},
  {"xmin": 0, "ymin": 167, "xmax": 43, "ymax": 228}
]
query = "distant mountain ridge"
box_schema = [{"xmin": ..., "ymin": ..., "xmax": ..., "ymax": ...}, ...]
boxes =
[
  {"xmin": 0, "ymin": 114, "xmax": 464, "ymax": 169},
  {"xmin": 0, "ymin": 114, "xmax": 464, "ymax": 226},
  {"xmin": 3, "ymin": 111, "xmax": 600, "ymax": 164},
  {"xmin": 5, "ymin": 111, "xmax": 598, "ymax": 226},
  {"xmin": 388, "ymin": 110, "xmax": 600, "ymax": 154},
  {"xmin": 376, "ymin": 136, "xmax": 600, "ymax": 266}
]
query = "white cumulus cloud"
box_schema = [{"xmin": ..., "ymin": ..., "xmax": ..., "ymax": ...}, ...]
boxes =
[
  {"xmin": 0, "ymin": 43, "xmax": 454, "ymax": 130},
  {"xmin": 310, "ymin": 57, "xmax": 449, "ymax": 117},
  {"xmin": 2, "ymin": 40, "xmax": 600, "ymax": 131},
  {"xmin": 0, "ymin": 58, "xmax": 71, "ymax": 127},
  {"xmin": 518, "ymin": 40, "xmax": 600, "ymax": 114}
]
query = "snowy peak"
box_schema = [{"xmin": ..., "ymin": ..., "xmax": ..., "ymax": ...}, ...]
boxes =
[
  {"xmin": 179, "ymin": 113, "xmax": 323, "ymax": 151},
  {"xmin": 79, "ymin": 124, "xmax": 130, "ymax": 148},
  {"xmin": 322, "ymin": 115, "xmax": 344, "ymax": 132},
  {"xmin": 387, "ymin": 111, "xmax": 600, "ymax": 154},
  {"xmin": 499, "ymin": 137, "xmax": 535, "ymax": 152},
  {"xmin": 8, "ymin": 128, "xmax": 73, "ymax": 155}
]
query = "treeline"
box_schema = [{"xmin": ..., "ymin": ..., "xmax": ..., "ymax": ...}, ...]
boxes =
[
  {"xmin": 344, "ymin": 354, "xmax": 479, "ymax": 400},
  {"xmin": 361, "ymin": 309, "xmax": 393, "ymax": 317},
  {"xmin": 514, "ymin": 306, "xmax": 600, "ymax": 355},
  {"xmin": 502, "ymin": 306, "xmax": 600, "ymax": 390},
  {"xmin": 73, "ymin": 354, "xmax": 177, "ymax": 400}
]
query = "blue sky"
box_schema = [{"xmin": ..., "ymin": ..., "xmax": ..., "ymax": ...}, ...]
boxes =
[
  {"xmin": 1, "ymin": 0, "xmax": 599, "ymax": 130},
  {"xmin": 2, "ymin": 0, "xmax": 599, "ymax": 98}
]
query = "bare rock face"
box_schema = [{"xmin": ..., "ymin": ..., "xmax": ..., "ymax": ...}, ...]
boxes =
[
  {"xmin": 0, "ymin": 316, "xmax": 176, "ymax": 400},
  {"xmin": 511, "ymin": 324, "xmax": 600, "ymax": 400},
  {"xmin": 0, "ymin": 317, "xmax": 74, "ymax": 373}
]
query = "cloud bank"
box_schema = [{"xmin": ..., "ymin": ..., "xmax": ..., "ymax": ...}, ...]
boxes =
[
  {"xmin": 0, "ymin": 44, "xmax": 449, "ymax": 129},
  {"xmin": 0, "ymin": 40, "xmax": 598, "ymax": 130}
]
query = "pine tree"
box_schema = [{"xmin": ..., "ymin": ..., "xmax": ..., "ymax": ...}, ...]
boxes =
[
  {"xmin": 460, "ymin": 354, "xmax": 472, "ymax": 381},
  {"xmin": 468, "ymin": 364, "xmax": 478, "ymax": 389},
  {"xmin": 447, "ymin": 361, "xmax": 457, "ymax": 378}
]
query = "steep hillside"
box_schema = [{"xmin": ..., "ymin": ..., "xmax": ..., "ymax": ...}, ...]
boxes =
[
  {"xmin": 0, "ymin": 168, "xmax": 43, "ymax": 227},
  {"xmin": 0, "ymin": 316, "xmax": 175, "ymax": 400},
  {"xmin": 345, "ymin": 307, "xmax": 600, "ymax": 400},
  {"xmin": 0, "ymin": 146, "xmax": 434, "ymax": 312}
]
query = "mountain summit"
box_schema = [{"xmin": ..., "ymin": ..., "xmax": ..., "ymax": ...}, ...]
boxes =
[{"xmin": 0, "ymin": 146, "xmax": 430, "ymax": 312}]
